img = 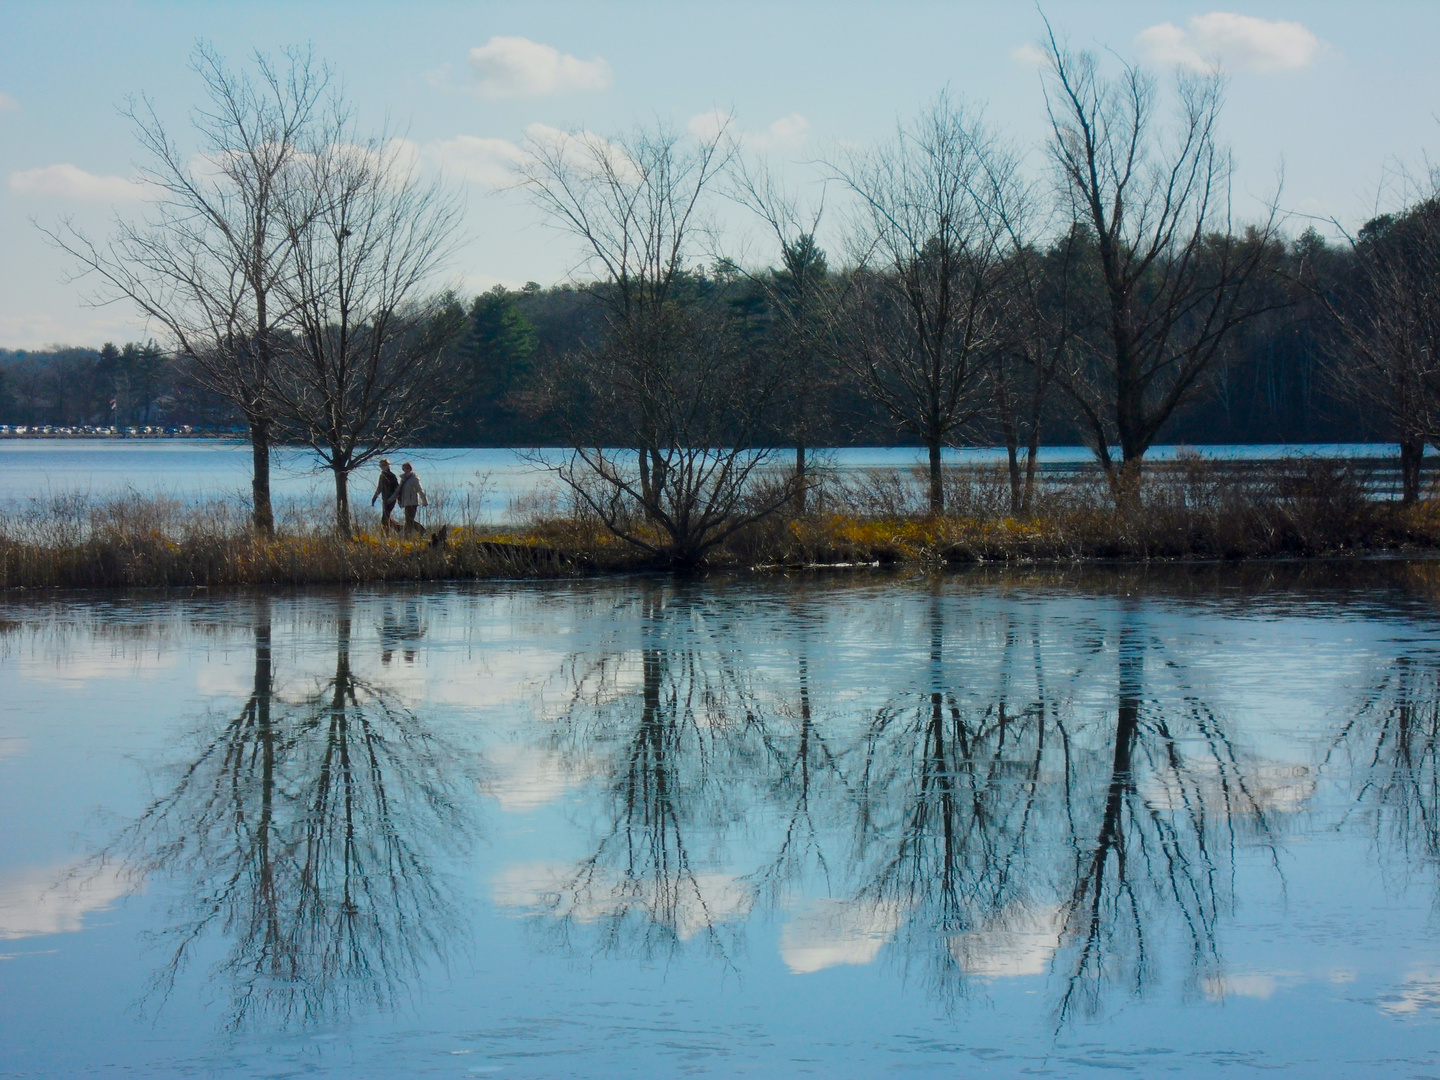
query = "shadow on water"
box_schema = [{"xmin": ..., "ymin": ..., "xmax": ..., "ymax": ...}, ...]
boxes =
[{"xmin": 92, "ymin": 595, "xmax": 477, "ymax": 1031}]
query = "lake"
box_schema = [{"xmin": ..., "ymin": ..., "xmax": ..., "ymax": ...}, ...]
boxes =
[
  {"xmin": 0, "ymin": 439, "xmax": 1409, "ymax": 523},
  {"xmin": 4, "ymin": 566, "xmax": 1440, "ymax": 1077}
]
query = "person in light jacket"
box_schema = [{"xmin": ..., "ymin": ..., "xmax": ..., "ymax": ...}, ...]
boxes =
[
  {"xmin": 397, "ymin": 461, "xmax": 428, "ymax": 535},
  {"xmin": 371, "ymin": 458, "xmax": 400, "ymax": 530}
]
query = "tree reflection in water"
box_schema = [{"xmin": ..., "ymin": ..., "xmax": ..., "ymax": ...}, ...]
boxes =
[
  {"xmin": 521, "ymin": 585, "xmax": 760, "ymax": 964},
  {"xmin": 109, "ymin": 596, "xmax": 473, "ymax": 1030},
  {"xmin": 514, "ymin": 585, "xmax": 1281, "ymax": 1021},
  {"xmin": 1332, "ymin": 651, "xmax": 1440, "ymax": 869},
  {"xmin": 846, "ymin": 592, "xmax": 1084, "ymax": 1006},
  {"xmin": 1051, "ymin": 609, "xmax": 1279, "ymax": 1019}
]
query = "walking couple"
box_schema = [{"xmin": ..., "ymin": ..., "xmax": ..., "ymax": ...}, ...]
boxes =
[{"xmin": 371, "ymin": 459, "xmax": 428, "ymax": 534}]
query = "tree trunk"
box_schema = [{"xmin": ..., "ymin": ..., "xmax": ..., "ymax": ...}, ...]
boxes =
[
  {"xmin": 795, "ymin": 442, "xmax": 807, "ymax": 516},
  {"xmin": 249, "ymin": 418, "xmax": 274, "ymax": 535},
  {"xmin": 333, "ymin": 466, "xmax": 351, "ymax": 537},
  {"xmin": 1023, "ymin": 426, "xmax": 1041, "ymax": 515},
  {"xmin": 1112, "ymin": 453, "xmax": 1145, "ymax": 515},
  {"xmin": 928, "ymin": 440, "xmax": 944, "ymax": 516},
  {"xmin": 639, "ymin": 446, "xmax": 659, "ymax": 522},
  {"xmin": 1002, "ymin": 415, "xmax": 1022, "ymax": 515},
  {"xmin": 1401, "ymin": 437, "xmax": 1425, "ymax": 505},
  {"xmin": 650, "ymin": 448, "xmax": 667, "ymax": 510}
]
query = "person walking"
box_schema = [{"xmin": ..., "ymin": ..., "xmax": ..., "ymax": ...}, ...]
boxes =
[
  {"xmin": 371, "ymin": 458, "xmax": 400, "ymax": 530},
  {"xmin": 397, "ymin": 461, "xmax": 428, "ymax": 535}
]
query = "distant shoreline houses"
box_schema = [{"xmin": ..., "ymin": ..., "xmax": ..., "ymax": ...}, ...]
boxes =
[{"xmin": 0, "ymin": 424, "xmax": 205, "ymax": 438}]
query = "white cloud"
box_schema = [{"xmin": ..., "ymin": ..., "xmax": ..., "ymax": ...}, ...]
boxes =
[
  {"xmin": 687, "ymin": 108, "xmax": 731, "ymax": 143},
  {"xmin": 1141, "ymin": 759, "xmax": 1316, "ymax": 818},
  {"xmin": 685, "ymin": 110, "xmax": 811, "ymax": 150},
  {"xmin": 423, "ymin": 62, "xmax": 453, "ymax": 92},
  {"xmin": 762, "ymin": 113, "xmax": 811, "ymax": 148},
  {"xmin": 429, "ymin": 134, "xmax": 528, "ymax": 188},
  {"xmin": 468, "ymin": 36, "xmax": 612, "ymax": 99},
  {"xmin": 15, "ymin": 640, "xmax": 175, "ymax": 685},
  {"xmin": 9, "ymin": 163, "xmax": 148, "ymax": 203},
  {"xmin": 780, "ymin": 897, "xmax": 902, "ymax": 974},
  {"xmin": 0, "ymin": 861, "xmax": 133, "ymax": 940},
  {"xmin": 1138, "ymin": 13, "xmax": 1322, "ymax": 74},
  {"xmin": 520, "ymin": 123, "xmax": 643, "ymax": 184},
  {"xmin": 338, "ymin": 137, "xmax": 422, "ymax": 192},
  {"xmin": 0, "ymin": 92, "xmax": 19, "ymax": 113},
  {"xmin": 1011, "ymin": 44, "xmax": 1050, "ymax": 69}
]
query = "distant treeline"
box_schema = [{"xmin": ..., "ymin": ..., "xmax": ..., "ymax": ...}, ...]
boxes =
[
  {"xmin": 0, "ymin": 232, "xmax": 1377, "ymax": 447},
  {"xmin": 0, "ymin": 341, "xmax": 233, "ymax": 430}
]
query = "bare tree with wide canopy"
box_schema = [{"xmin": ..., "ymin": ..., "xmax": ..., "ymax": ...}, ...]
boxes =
[
  {"xmin": 833, "ymin": 93, "xmax": 1023, "ymax": 516},
  {"xmin": 1040, "ymin": 29, "xmax": 1283, "ymax": 505},
  {"xmin": 522, "ymin": 122, "xmax": 794, "ymax": 567},
  {"xmin": 45, "ymin": 44, "xmax": 328, "ymax": 533},
  {"xmin": 1312, "ymin": 193, "xmax": 1440, "ymax": 504},
  {"xmin": 272, "ymin": 129, "xmax": 464, "ymax": 535}
]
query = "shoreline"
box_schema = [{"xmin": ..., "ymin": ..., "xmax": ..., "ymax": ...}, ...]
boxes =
[
  {"xmin": 5, "ymin": 454, "xmax": 1439, "ymax": 592},
  {"xmin": 4, "ymin": 549, "xmax": 1439, "ymax": 606},
  {"xmin": 4, "ymin": 512, "xmax": 1439, "ymax": 593}
]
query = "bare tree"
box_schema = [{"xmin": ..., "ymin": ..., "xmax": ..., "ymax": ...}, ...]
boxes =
[
  {"xmin": 833, "ymin": 92, "xmax": 1021, "ymax": 515},
  {"xmin": 1311, "ymin": 194, "xmax": 1440, "ymax": 504},
  {"xmin": 1040, "ymin": 30, "xmax": 1283, "ymax": 505},
  {"xmin": 522, "ymin": 123, "xmax": 794, "ymax": 567},
  {"xmin": 44, "ymin": 44, "xmax": 328, "ymax": 533},
  {"xmin": 272, "ymin": 129, "xmax": 464, "ymax": 535}
]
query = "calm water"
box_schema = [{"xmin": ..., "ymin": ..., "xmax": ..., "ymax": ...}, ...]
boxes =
[
  {"xmin": 4, "ymin": 567, "xmax": 1440, "ymax": 1077},
  {"xmin": 0, "ymin": 439, "xmax": 1407, "ymax": 522}
]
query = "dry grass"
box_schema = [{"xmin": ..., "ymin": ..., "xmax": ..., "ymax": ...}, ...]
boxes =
[
  {"xmin": 723, "ymin": 457, "xmax": 1440, "ymax": 567},
  {"xmin": 0, "ymin": 491, "xmax": 632, "ymax": 590},
  {"xmin": 3, "ymin": 457, "xmax": 1438, "ymax": 590}
]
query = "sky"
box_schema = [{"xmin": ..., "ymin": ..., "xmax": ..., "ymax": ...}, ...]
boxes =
[{"xmin": 2, "ymin": 0, "xmax": 1439, "ymax": 349}]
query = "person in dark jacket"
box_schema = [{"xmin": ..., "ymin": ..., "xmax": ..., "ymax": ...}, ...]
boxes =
[
  {"xmin": 396, "ymin": 462, "xmax": 428, "ymax": 535},
  {"xmin": 371, "ymin": 458, "xmax": 400, "ymax": 530}
]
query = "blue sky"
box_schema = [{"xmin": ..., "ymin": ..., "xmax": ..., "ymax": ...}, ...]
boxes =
[{"xmin": 2, "ymin": 1, "xmax": 1439, "ymax": 348}]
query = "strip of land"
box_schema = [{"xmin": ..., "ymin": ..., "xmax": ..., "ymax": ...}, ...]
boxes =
[{"xmin": 4, "ymin": 459, "xmax": 1436, "ymax": 590}]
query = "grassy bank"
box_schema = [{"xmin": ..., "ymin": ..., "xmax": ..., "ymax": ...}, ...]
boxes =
[{"xmin": 3, "ymin": 458, "xmax": 1439, "ymax": 590}]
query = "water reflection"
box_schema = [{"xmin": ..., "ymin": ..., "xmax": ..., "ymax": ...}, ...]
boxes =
[
  {"xmin": 1049, "ymin": 611, "xmax": 1281, "ymax": 1019},
  {"xmin": 14, "ymin": 570, "xmax": 1440, "ymax": 1075},
  {"xmin": 105, "ymin": 596, "xmax": 473, "ymax": 1029},
  {"xmin": 1334, "ymin": 651, "xmax": 1440, "ymax": 869},
  {"xmin": 498, "ymin": 586, "xmax": 1290, "ymax": 1020},
  {"xmin": 378, "ymin": 599, "xmax": 426, "ymax": 665},
  {"xmin": 509, "ymin": 587, "xmax": 759, "ymax": 963}
]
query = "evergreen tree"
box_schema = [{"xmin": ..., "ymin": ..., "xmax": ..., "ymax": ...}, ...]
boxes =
[{"xmin": 455, "ymin": 286, "xmax": 538, "ymax": 444}]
